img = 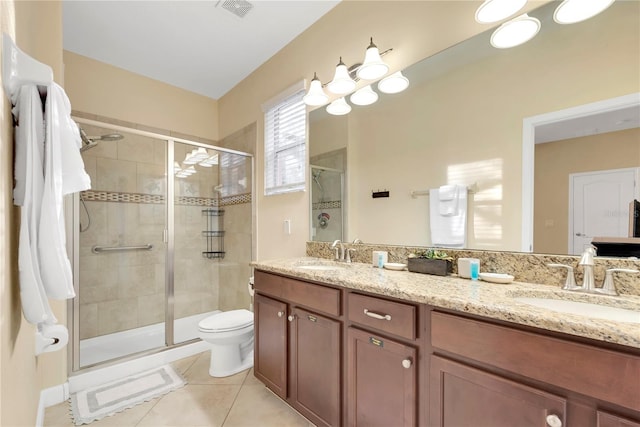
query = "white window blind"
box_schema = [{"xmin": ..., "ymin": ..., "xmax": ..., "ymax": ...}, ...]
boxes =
[{"xmin": 264, "ymin": 89, "xmax": 306, "ymax": 196}]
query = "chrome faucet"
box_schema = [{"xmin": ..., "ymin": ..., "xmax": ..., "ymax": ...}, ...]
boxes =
[
  {"xmin": 331, "ymin": 240, "xmax": 344, "ymax": 261},
  {"xmin": 579, "ymin": 246, "xmax": 596, "ymax": 292}
]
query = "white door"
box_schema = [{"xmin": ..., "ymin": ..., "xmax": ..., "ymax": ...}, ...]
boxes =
[{"xmin": 569, "ymin": 168, "xmax": 638, "ymax": 255}]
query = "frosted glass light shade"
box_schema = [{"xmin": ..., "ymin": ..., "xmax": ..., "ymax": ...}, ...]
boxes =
[
  {"xmin": 303, "ymin": 73, "xmax": 329, "ymax": 106},
  {"xmin": 377, "ymin": 71, "xmax": 409, "ymax": 94},
  {"xmin": 554, "ymin": 0, "xmax": 615, "ymax": 24},
  {"xmin": 326, "ymin": 97, "xmax": 352, "ymax": 115},
  {"xmin": 475, "ymin": 0, "xmax": 527, "ymax": 23},
  {"xmin": 490, "ymin": 14, "xmax": 541, "ymax": 49},
  {"xmin": 350, "ymin": 85, "xmax": 379, "ymax": 106},
  {"xmin": 327, "ymin": 58, "xmax": 356, "ymax": 95},
  {"xmin": 356, "ymin": 39, "xmax": 389, "ymax": 80}
]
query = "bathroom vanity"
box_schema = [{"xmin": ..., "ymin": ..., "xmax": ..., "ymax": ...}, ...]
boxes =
[{"xmin": 251, "ymin": 259, "xmax": 640, "ymax": 427}]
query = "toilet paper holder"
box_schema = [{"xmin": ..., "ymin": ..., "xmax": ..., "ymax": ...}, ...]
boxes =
[{"xmin": 35, "ymin": 324, "xmax": 69, "ymax": 355}]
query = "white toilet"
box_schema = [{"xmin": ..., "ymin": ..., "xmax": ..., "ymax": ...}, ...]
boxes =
[{"xmin": 198, "ymin": 309, "xmax": 254, "ymax": 377}]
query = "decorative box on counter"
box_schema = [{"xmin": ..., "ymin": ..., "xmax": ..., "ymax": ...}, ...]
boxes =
[{"xmin": 407, "ymin": 258, "xmax": 452, "ymax": 276}]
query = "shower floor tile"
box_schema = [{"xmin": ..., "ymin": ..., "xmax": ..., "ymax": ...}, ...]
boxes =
[{"xmin": 44, "ymin": 351, "xmax": 314, "ymax": 427}]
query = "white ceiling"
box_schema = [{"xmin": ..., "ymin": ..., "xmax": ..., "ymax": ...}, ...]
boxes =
[{"xmin": 62, "ymin": 0, "xmax": 340, "ymax": 100}]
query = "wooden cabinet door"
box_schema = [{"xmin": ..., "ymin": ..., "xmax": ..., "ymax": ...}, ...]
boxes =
[
  {"xmin": 254, "ymin": 293, "xmax": 288, "ymax": 399},
  {"xmin": 347, "ymin": 327, "xmax": 417, "ymax": 427},
  {"xmin": 430, "ymin": 355, "xmax": 567, "ymax": 427},
  {"xmin": 598, "ymin": 411, "xmax": 640, "ymax": 427},
  {"xmin": 290, "ymin": 307, "xmax": 341, "ymax": 427}
]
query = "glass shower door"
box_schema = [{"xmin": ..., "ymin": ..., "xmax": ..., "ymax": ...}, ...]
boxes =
[{"xmin": 77, "ymin": 123, "xmax": 168, "ymax": 367}]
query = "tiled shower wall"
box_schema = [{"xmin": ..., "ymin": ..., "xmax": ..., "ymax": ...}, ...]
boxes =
[{"xmin": 78, "ymin": 121, "xmax": 253, "ymax": 340}]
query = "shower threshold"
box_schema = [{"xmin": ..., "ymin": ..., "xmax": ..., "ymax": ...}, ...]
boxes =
[{"xmin": 80, "ymin": 310, "xmax": 220, "ymax": 367}]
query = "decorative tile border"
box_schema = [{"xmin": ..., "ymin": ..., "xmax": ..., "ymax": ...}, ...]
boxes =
[
  {"xmin": 81, "ymin": 190, "xmax": 251, "ymax": 207},
  {"xmin": 312, "ymin": 200, "xmax": 341, "ymax": 210}
]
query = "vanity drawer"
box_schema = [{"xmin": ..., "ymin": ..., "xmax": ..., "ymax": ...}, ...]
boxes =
[
  {"xmin": 431, "ymin": 311, "xmax": 640, "ymax": 412},
  {"xmin": 254, "ymin": 270, "xmax": 341, "ymax": 317},
  {"xmin": 348, "ymin": 292, "xmax": 417, "ymax": 340}
]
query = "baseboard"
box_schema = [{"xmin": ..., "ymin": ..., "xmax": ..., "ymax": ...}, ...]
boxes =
[{"xmin": 35, "ymin": 382, "xmax": 70, "ymax": 427}]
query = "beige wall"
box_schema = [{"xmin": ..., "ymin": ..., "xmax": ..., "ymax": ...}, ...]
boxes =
[
  {"xmin": 63, "ymin": 51, "xmax": 220, "ymax": 141},
  {"xmin": 1, "ymin": 2, "xmax": 67, "ymax": 425},
  {"xmin": 219, "ymin": 0, "xmax": 551, "ymax": 260},
  {"xmin": 534, "ymin": 128, "xmax": 640, "ymax": 254}
]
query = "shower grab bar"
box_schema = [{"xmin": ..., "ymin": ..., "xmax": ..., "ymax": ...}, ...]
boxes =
[{"xmin": 92, "ymin": 244, "xmax": 153, "ymax": 254}]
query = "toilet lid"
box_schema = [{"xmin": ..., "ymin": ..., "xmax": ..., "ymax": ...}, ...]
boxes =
[{"xmin": 198, "ymin": 309, "xmax": 253, "ymax": 332}]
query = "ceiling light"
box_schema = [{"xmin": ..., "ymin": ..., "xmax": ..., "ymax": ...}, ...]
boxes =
[
  {"xmin": 326, "ymin": 97, "xmax": 352, "ymax": 115},
  {"xmin": 377, "ymin": 71, "xmax": 409, "ymax": 94},
  {"xmin": 303, "ymin": 72, "xmax": 329, "ymax": 106},
  {"xmin": 327, "ymin": 57, "xmax": 356, "ymax": 95},
  {"xmin": 350, "ymin": 85, "xmax": 379, "ymax": 106},
  {"xmin": 553, "ymin": 0, "xmax": 615, "ymax": 24},
  {"xmin": 183, "ymin": 166, "xmax": 197, "ymax": 175},
  {"xmin": 183, "ymin": 148, "xmax": 208, "ymax": 164},
  {"xmin": 356, "ymin": 38, "xmax": 389, "ymax": 80},
  {"xmin": 475, "ymin": 0, "xmax": 527, "ymax": 23},
  {"xmin": 490, "ymin": 14, "xmax": 541, "ymax": 49}
]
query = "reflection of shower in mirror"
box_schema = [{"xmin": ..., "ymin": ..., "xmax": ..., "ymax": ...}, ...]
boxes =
[{"xmin": 310, "ymin": 165, "xmax": 344, "ymax": 243}]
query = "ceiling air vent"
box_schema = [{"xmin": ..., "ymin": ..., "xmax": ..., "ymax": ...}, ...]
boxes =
[{"xmin": 221, "ymin": 0, "xmax": 253, "ymax": 18}]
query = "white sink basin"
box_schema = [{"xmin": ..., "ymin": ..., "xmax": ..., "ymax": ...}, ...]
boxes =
[
  {"xmin": 297, "ymin": 265, "xmax": 343, "ymax": 271},
  {"xmin": 514, "ymin": 297, "xmax": 640, "ymax": 324}
]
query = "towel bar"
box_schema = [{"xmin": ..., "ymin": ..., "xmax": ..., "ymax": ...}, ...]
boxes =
[
  {"xmin": 92, "ymin": 244, "xmax": 153, "ymax": 254},
  {"xmin": 410, "ymin": 183, "xmax": 478, "ymax": 199}
]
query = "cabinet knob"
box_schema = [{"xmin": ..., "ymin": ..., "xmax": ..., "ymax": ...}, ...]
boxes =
[
  {"xmin": 402, "ymin": 359, "xmax": 412, "ymax": 369},
  {"xmin": 546, "ymin": 414, "xmax": 562, "ymax": 427},
  {"xmin": 288, "ymin": 315, "xmax": 296, "ymax": 322},
  {"xmin": 277, "ymin": 311, "xmax": 284, "ymax": 318}
]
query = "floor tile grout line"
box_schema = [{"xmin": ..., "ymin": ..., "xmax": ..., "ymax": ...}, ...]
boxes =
[{"xmin": 220, "ymin": 369, "xmax": 252, "ymax": 427}]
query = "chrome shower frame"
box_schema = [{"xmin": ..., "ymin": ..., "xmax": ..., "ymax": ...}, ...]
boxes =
[{"xmin": 68, "ymin": 117, "xmax": 255, "ymax": 374}]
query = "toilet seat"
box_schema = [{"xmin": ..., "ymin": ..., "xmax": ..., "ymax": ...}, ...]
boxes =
[{"xmin": 198, "ymin": 309, "xmax": 253, "ymax": 333}]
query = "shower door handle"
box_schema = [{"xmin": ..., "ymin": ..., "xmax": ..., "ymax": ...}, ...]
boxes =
[{"xmin": 163, "ymin": 229, "xmax": 168, "ymax": 243}]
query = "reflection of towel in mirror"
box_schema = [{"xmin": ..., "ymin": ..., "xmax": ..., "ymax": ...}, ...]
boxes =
[
  {"xmin": 429, "ymin": 185, "xmax": 467, "ymax": 248},
  {"xmin": 438, "ymin": 185, "xmax": 459, "ymax": 216}
]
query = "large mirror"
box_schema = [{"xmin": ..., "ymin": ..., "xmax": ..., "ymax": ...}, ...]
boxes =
[{"xmin": 309, "ymin": 0, "xmax": 640, "ymax": 255}]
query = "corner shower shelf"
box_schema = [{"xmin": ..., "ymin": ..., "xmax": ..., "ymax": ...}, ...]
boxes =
[{"xmin": 202, "ymin": 208, "xmax": 225, "ymax": 259}]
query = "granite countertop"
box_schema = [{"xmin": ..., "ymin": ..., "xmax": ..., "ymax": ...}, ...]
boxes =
[{"xmin": 252, "ymin": 257, "xmax": 640, "ymax": 349}]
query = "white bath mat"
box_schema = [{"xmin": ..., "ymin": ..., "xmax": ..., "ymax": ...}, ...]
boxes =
[{"xmin": 70, "ymin": 365, "xmax": 186, "ymax": 425}]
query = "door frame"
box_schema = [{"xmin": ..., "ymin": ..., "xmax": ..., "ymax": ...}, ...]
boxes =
[
  {"xmin": 522, "ymin": 92, "xmax": 640, "ymax": 252},
  {"xmin": 567, "ymin": 167, "xmax": 640, "ymax": 255}
]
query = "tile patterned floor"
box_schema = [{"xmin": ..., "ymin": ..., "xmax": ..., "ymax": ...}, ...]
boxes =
[{"xmin": 44, "ymin": 351, "xmax": 314, "ymax": 427}]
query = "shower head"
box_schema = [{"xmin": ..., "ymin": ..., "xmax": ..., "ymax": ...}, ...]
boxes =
[
  {"xmin": 96, "ymin": 133, "xmax": 124, "ymax": 141},
  {"xmin": 78, "ymin": 127, "xmax": 124, "ymax": 152}
]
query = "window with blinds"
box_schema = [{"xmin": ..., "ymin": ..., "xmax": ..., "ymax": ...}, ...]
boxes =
[{"xmin": 264, "ymin": 89, "xmax": 306, "ymax": 196}]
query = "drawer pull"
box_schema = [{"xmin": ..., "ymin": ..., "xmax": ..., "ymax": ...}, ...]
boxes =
[
  {"xmin": 277, "ymin": 311, "xmax": 284, "ymax": 318},
  {"xmin": 546, "ymin": 414, "xmax": 562, "ymax": 427},
  {"xmin": 364, "ymin": 309, "xmax": 392, "ymax": 321},
  {"xmin": 288, "ymin": 315, "xmax": 296, "ymax": 322},
  {"xmin": 402, "ymin": 358, "xmax": 412, "ymax": 369}
]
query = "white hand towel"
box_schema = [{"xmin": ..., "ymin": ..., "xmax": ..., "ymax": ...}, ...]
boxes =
[
  {"xmin": 429, "ymin": 186, "xmax": 467, "ymax": 248},
  {"xmin": 39, "ymin": 83, "xmax": 90, "ymax": 299},
  {"xmin": 13, "ymin": 85, "xmax": 57, "ymax": 324},
  {"xmin": 438, "ymin": 184, "xmax": 459, "ymax": 216}
]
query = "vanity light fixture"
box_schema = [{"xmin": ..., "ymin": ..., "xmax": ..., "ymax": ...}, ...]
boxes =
[
  {"xmin": 553, "ymin": 0, "xmax": 615, "ymax": 24},
  {"xmin": 303, "ymin": 72, "xmax": 329, "ymax": 106},
  {"xmin": 356, "ymin": 38, "xmax": 389, "ymax": 80},
  {"xmin": 350, "ymin": 85, "xmax": 379, "ymax": 106},
  {"xmin": 326, "ymin": 97, "xmax": 352, "ymax": 116},
  {"xmin": 490, "ymin": 14, "xmax": 541, "ymax": 49},
  {"xmin": 377, "ymin": 71, "xmax": 409, "ymax": 94},
  {"xmin": 475, "ymin": 0, "xmax": 528, "ymax": 23},
  {"xmin": 327, "ymin": 57, "xmax": 357, "ymax": 95}
]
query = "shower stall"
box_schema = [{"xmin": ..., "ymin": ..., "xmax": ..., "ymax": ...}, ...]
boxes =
[
  {"xmin": 70, "ymin": 119, "xmax": 254, "ymax": 371},
  {"xmin": 310, "ymin": 165, "xmax": 344, "ymax": 242}
]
